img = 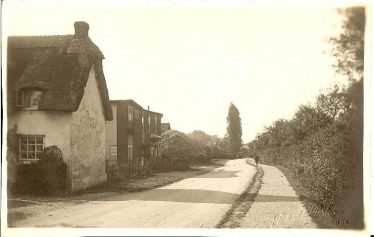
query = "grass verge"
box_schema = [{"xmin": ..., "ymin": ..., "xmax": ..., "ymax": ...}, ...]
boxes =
[
  {"xmin": 107, "ymin": 168, "xmax": 210, "ymax": 193},
  {"xmin": 216, "ymin": 160, "xmax": 264, "ymax": 228},
  {"xmin": 275, "ymin": 165, "xmax": 339, "ymax": 228}
]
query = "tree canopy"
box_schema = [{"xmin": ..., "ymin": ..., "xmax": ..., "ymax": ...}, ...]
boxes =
[
  {"xmin": 226, "ymin": 103, "xmax": 242, "ymax": 157},
  {"xmin": 330, "ymin": 7, "xmax": 365, "ymax": 80}
]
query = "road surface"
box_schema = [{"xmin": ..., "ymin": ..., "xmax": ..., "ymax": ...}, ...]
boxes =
[{"xmin": 12, "ymin": 158, "xmax": 256, "ymax": 228}]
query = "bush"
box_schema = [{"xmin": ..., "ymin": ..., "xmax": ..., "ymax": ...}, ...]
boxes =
[
  {"xmin": 160, "ymin": 130, "xmax": 200, "ymax": 161},
  {"xmin": 256, "ymin": 119, "xmax": 357, "ymax": 216},
  {"xmin": 39, "ymin": 145, "xmax": 63, "ymax": 163},
  {"xmin": 250, "ymin": 80, "xmax": 363, "ymax": 226},
  {"xmin": 13, "ymin": 145, "xmax": 67, "ymax": 195}
]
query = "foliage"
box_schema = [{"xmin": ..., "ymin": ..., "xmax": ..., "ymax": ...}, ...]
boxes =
[
  {"xmin": 248, "ymin": 79, "xmax": 362, "ymax": 226},
  {"xmin": 188, "ymin": 130, "xmax": 215, "ymax": 147},
  {"xmin": 247, "ymin": 7, "xmax": 365, "ymax": 224},
  {"xmin": 39, "ymin": 145, "xmax": 64, "ymax": 163},
  {"xmin": 330, "ymin": 7, "xmax": 365, "ymax": 80},
  {"xmin": 160, "ymin": 130, "xmax": 200, "ymax": 160},
  {"xmin": 226, "ymin": 103, "xmax": 242, "ymax": 157},
  {"xmin": 11, "ymin": 145, "xmax": 66, "ymax": 195},
  {"xmin": 238, "ymin": 145, "xmax": 251, "ymax": 158},
  {"xmin": 316, "ymin": 85, "xmax": 351, "ymax": 122},
  {"xmin": 212, "ymin": 135, "xmax": 232, "ymax": 159}
]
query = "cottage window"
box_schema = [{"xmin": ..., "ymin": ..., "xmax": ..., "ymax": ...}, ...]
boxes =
[
  {"xmin": 128, "ymin": 135, "xmax": 133, "ymax": 161},
  {"xmin": 19, "ymin": 135, "xmax": 45, "ymax": 161},
  {"xmin": 16, "ymin": 89, "xmax": 43, "ymax": 110},
  {"xmin": 128, "ymin": 106, "xmax": 133, "ymax": 128}
]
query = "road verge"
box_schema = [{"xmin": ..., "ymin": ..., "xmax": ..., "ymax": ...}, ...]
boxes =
[
  {"xmin": 216, "ymin": 159, "xmax": 264, "ymax": 228},
  {"xmin": 275, "ymin": 165, "xmax": 339, "ymax": 228}
]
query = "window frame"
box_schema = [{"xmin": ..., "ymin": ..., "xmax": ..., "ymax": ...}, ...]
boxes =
[
  {"xmin": 18, "ymin": 135, "xmax": 45, "ymax": 162},
  {"xmin": 154, "ymin": 116, "xmax": 158, "ymax": 134},
  {"xmin": 128, "ymin": 134, "xmax": 134, "ymax": 161},
  {"xmin": 109, "ymin": 145, "xmax": 117, "ymax": 158},
  {"xmin": 135, "ymin": 109, "xmax": 139, "ymax": 120},
  {"xmin": 128, "ymin": 106, "xmax": 133, "ymax": 128},
  {"xmin": 141, "ymin": 115, "xmax": 145, "ymax": 144},
  {"xmin": 16, "ymin": 89, "xmax": 44, "ymax": 110}
]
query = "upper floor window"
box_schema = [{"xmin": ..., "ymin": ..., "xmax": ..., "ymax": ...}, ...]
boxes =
[
  {"xmin": 128, "ymin": 135, "xmax": 133, "ymax": 161},
  {"xmin": 135, "ymin": 109, "xmax": 139, "ymax": 120},
  {"xmin": 128, "ymin": 106, "xmax": 133, "ymax": 127},
  {"xmin": 141, "ymin": 116, "xmax": 145, "ymax": 143},
  {"xmin": 148, "ymin": 115, "xmax": 151, "ymax": 133},
  {"xmin": 154, "ymin": 117, "xmax": 158, "ymax": 134},
  {"xmin": 16, "ymin": 89, "xmax": 43, "ymax": 110},
  {"xmin": 19, "ymin": 135, "xmax": 44, "ymax": 161}
]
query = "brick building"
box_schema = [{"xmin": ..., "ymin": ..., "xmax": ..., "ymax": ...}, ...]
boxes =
[{"xmin": 106, "ymin": 100, "xmax": 162, "ymax": 177}]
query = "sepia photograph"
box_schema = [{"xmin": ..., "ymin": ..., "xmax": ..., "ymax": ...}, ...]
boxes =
[{"xmin": 1, "ymin": 0, "xmax": 371, "ymax": 236}]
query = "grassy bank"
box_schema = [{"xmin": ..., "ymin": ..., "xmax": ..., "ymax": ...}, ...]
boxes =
[{"xmin": 275, "ymin": 165, "xmax": 339, "ymax": 228}]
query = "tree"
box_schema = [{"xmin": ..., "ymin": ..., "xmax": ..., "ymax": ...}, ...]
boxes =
[
  {"xmin": 330, "ymin": 7, "xmax": 365, "ymax": 81},
  {"xmin": 316, "ymin": 84, "xmax": 351, "ymax": 122},
  {"xmin": 160, "ymin": 130, "xmax": 200, "ymax": 160},
  {"xmin": 291, "ymin": 105, "xmax": 330, "ymax": 141},
  {"xmin": 226, "ymin": 103, "xmax": 242, "ymax": 157},
  {"xmin": 329, "ymin": 6, "xmax": 365, "ymax": 228},
  {"xmin": 188, "ymin": 130, "xmax": 214, "ymax": 147}
]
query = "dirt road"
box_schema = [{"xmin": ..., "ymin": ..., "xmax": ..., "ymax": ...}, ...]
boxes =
[{"xmin": 11, "ymin": 158, "xmax": 256, "ymax": 228}]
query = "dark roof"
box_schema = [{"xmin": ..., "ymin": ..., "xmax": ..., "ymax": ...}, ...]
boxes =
[
  {"xmin": 7, "ymin": 33, "xmax": 112, "ymax": 121},
  {"xmin": 148, "ymin": 110, "xmax": 163, "ymax": 117},
  {"xmin": 110, "ymin": 99, "xmax": 143, "ymax": 109},
  {"xmin": 110, "ymin": 100, "xmax": 163, "ymax": 116},
  {"xmin": 161, "ymin": 122, "xmax": 170, "ymax": 127}
]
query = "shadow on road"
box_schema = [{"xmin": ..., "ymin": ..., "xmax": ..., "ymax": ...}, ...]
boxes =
[
  {"xmin": 254, "ymin": 195, "xmax": 301, "ymax": 202},
  {"xmin": 73, "ymin": 188, "xmax": 241, "ymax": 204},
  {"xmin": 194, "ymin": 170, "xmax": 239, "ymax": 178}
]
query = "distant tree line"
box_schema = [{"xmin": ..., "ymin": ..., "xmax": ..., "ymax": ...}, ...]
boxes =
[
  {"xmin": 247, "ymin": 7, "xmax": 364, "ymax": 228},
  {"xmin": 160, "ymin": 102, "xmax": 244, "ymax": 163}
]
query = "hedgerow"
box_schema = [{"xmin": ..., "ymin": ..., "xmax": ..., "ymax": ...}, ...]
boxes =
[{"xmin": 248, "ymin": 79, "xmax": 363, "ymax": 226}]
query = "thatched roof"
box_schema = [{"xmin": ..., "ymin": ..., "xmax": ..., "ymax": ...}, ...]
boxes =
[{"xmin": 7, "ymin": 31, "xmax": 112, "ymax": 121}]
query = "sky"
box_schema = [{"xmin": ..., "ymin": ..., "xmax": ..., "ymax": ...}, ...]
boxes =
[{"xmin": 3, "ymin": 0, "xmax": 352, "ymax": 143}]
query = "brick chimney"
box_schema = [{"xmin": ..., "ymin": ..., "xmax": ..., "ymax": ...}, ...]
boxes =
[{"xmin": 74, "ymin": 21, "xmax": 89, "ymax": 38}]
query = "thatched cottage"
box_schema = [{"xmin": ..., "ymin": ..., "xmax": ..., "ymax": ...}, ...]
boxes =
[{"xmin": 7, "ymin": 21, "xmax": 113, "ymax": 192}]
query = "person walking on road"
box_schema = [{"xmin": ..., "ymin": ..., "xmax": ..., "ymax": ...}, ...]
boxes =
[{"xmin": 255, "ymin": 155, "xmax": 260, "ymax": 166}]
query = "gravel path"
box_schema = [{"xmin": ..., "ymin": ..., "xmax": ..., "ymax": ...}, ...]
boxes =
[{"xmin": 240, "ymin": 164, "xmax": 317, "ymax": 228}]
